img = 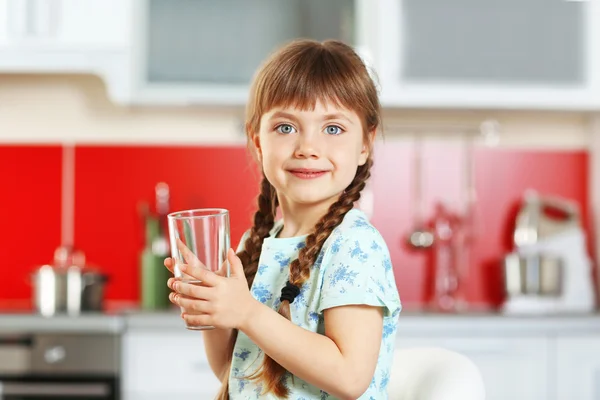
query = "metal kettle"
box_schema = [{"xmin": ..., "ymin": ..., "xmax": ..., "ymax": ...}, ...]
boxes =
[{"xmin": 32, "ymin": 246, "xmax": 108, "ymax": 317}]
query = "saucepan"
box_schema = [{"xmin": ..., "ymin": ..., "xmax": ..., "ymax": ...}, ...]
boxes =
[{"xmin": 31, "ymin": 246, "xmax": 109, "ymax": 317}]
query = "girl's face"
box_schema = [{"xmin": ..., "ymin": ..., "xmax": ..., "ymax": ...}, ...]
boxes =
[{"xmin": 253, "ymin": 101, "xmax": 372, "ymax": 210}]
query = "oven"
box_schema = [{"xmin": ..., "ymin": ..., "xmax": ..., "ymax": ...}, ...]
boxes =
[{"xmin": 0, "ymin": 333, "xmax": 120, "ymax": 399}]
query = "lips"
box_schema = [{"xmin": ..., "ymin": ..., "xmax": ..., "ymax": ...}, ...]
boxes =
[{"xmin": 287, "ymin": 168, "xmax": 329, "ymax": 179}]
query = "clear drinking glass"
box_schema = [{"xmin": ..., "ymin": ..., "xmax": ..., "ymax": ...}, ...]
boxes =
[{"xmin": 167, "ymin": 208, "xmax": 230, "ymax": 330}]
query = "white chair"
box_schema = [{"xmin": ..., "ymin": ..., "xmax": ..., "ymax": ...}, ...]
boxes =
[{"xmin": 388, "ymin": 347, "xmax": 486, "ymax": 400}]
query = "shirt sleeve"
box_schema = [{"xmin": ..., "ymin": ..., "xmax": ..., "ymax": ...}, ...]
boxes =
[{"xmin": 317, "ymin": 229, "xmax": 401, "ymax": 317}]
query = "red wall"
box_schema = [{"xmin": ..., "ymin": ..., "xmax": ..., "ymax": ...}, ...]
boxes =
[{"xmin": 0, "ymin": 143, "xmax": 590, "ymax": 310}]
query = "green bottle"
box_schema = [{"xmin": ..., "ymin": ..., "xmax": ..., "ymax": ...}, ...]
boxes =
[{"xmin": 141, "ymin": 183, "xmax": 172, "ymax": 311}]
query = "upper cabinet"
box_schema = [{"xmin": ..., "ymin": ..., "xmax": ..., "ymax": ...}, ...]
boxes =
[
  {"xmin": 0, "ymin": 0, "xmax": 133, "ymax": 101},
  {"xmin": 2, "ymin": 0, "xmax": 600, "ymax": 110},
  {"xmin": 128, "ymin": 0, "xmax": 369, "ymax": 106},
  {"xmin": 376, "ymin": 0, "xmax": 600, "ymax": 110},
  {"xmin": 0, "ymin": 0, "xmax": 130, "ymax": 50}
]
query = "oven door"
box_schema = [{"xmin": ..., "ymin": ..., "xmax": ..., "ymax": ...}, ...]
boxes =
[{"xmin": 0, "ymin": 376, "xmax": 119, "ymax": 400}]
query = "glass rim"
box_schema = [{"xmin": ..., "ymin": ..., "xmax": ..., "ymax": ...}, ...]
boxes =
[{"xmin": 167, "ymin": 208, "xmax": 229, "ymax": 220}]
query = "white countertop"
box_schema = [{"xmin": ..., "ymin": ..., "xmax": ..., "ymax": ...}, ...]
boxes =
[
  {"xmin": 0, "ymin": 313, "xmax": 125, "ymax": 334},
  {"xmin": 1, "ymin": 310, "xmax": 599, "ymax": 336}
]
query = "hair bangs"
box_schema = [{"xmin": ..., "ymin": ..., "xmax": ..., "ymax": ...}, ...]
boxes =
[{"xmin": 247, "ymin": 40, "xmax": 379, "ymax": 135}]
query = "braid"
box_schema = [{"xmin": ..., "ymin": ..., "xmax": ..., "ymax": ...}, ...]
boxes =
[
  {"xmin": 238, "ymin": 176, "xmax": 278, "ymax": 287},
  {"xmin": 216, "ymin": 175, "xmax": 277, "ymax": 400},
  {"xmin": 249, "ymin": 158, "xmax": 374, "ymax": 397}
]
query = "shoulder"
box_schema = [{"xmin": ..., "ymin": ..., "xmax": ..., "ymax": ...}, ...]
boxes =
[
  {"xmin": 316, "ymin": 209, "xmax": 400, "ymax": 316},
  {"xmin": 321, "ymin": 209, "xmax": 391, "ymax": 265},
  {"xmin": 235, "ymin": 219, "xmax": 284, "ymax": 253},
  {"xmin": 326, "ymin": 208, "xmax": 388, "ymax": 250}
]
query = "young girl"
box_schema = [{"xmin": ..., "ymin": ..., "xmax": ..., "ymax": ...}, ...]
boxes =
[{"xmin": 165, "ymin": 39, "xmax": 401, "ymax": 399}]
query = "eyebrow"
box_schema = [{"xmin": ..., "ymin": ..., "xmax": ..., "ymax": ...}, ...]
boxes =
[
  {"xmin": 323, "ymin": 113, "xmax": 355, "ymax": 125},
  {"xmin": 268, "ymin": 111, "xmax": 355, "ymax": 125},
  {"xmin": 268, "ymin": 111, "xmax": 299, "ymax": 122}
]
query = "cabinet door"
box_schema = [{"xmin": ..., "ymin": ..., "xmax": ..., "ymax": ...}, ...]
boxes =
[
  {"xmin": 376, "ymin": 0, "xmax": 600, "ymax": 110},
  {"xmin": 0, "ymin": 0, "xmax": 131, "ymax": 49},
  {"xmin": 53, "ymin": 0, "xmax": 131, "ymax": 49},
  {"xmin": 134, "ymin": 0, "xmax": 364, "ymax": 104},
  {"xmin": 556, "ymin": 337, "xmax": 600, "ymax": 400},
  {"xmin": 396, "ymin": 336, "xmax": 550, "ymax": 400},
  {"xmin": 122, "ymin": 330, "xmax": 220, "ymax": 398}
]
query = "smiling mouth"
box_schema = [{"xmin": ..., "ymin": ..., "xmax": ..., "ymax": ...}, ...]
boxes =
[{"xmin": 287, "ymin": 169, "xmax": 329, "ymax": 179}]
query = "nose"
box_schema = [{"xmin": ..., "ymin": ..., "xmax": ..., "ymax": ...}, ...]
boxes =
[{"xmin": 293, "ymin": 131, "xmax": 320, "ymax": 159}]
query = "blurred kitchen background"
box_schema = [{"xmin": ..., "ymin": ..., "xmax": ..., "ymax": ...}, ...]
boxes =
[{"xmin": 1, "ymin": 1, "xmax": 600, "ymax": 400}]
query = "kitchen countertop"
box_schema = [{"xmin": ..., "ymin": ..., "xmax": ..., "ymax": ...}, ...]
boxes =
[
  {"xmin": 1, "ymin": 309, "xmax": 600, "ymax": 335},
  {"xmin": 0, "ymin": 313, "xmax": 125, "ymax": 334},
  {"xmin": 122, "ymin": 311, "xmax": 600, "ymax": 336}
]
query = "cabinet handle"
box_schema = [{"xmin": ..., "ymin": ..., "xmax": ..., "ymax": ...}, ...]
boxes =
[{"xmin": 29, "ymin": 0, "xmax": 58, "ymax": 37}]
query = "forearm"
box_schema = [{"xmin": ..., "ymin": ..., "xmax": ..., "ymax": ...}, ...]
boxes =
[
  {"xmin": 202, "ymin": 328, "xmax": 234, "ymax": 380},
  {"xmin": 240, "ymin": 301, "xmax": 364, "ymax": 399}
]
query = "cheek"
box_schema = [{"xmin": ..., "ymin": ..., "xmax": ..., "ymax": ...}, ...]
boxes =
[{"xmin": 258, "ymin": 142, "xmax": 284, "ymax": 181}]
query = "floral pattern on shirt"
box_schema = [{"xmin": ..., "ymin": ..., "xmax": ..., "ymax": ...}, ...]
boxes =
[{"xmin": 229, "ymin": 209, "xmax": 401, "ymax": 399}]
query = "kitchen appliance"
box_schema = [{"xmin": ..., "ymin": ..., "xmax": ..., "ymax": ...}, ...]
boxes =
[
  {"xmin": 502, "ymin": 191, "xmax": 595, "ymax": 314},
  {"xmin": 0, "ymin": 333, "xmax": 120, "ymax": 399},
  {"xmin": 503, "ymin": 252, "xmax": 563, "ymax": 297}
]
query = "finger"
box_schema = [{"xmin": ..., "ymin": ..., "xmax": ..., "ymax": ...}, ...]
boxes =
[
  {"xmin": 176, "ymin": 238, "xmax": 204, "ymax": 269},
  {"xmin": 164, "ymin": 257, "xmax": 175, "ymax": 273},
  {"xmin": 228, "ymin": 248, "xmax": 244, "ymax": 277},
  {"xmin": 170, "ymin": 265, "xmax": 195, "ymax": 282},
  {"xmin": 179, "ymin": 262, "xmax": 220, "ymax": 287},
  {"xmin": 216, "ymin": 259, "xmax": 229, "ymax": 278},
  {"xmin": 182, "ymin": 313, "xmax": 212, "ymax": 328},
  {"xmin": 171, "ymin": 293, "xmax": 211, "ymax": 314},
  {"xmin": 168, "ymin": 276, "xmax": 200, "ymax": 290},
  {"xmin": 175, "ymin": 280, "xmax": 211, "ymax": 300}
]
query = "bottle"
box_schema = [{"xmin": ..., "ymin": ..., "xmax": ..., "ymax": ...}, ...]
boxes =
[{"xmin": 140, "ymin": 183, "xmax": 172, "ymax": 310}]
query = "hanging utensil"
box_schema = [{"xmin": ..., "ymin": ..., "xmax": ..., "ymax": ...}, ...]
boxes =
[{"xmin": 406, "ymin": 134, "xmax": 434, "ymax": 250}]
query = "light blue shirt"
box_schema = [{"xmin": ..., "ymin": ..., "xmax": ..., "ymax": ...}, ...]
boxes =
[{"xmin": 229, "ymin": 209, "xmax": 401, "ymax": 399}]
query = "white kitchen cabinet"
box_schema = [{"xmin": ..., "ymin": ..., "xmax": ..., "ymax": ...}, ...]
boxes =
[
  {"xmin": 123, "ymin": 0, "xmax": 375, "ymax": 106},
  {"xmin": 374, "ymin": 0, "xmax": 600, "ymax": 110},
  {"xmin": 0, "ymin": 0, "xmax": 131, "ymax": 50},
  {"xmin": 395, "ymin": 336, "xmax": 551, "ymax": 400},
  {"xmin": 121, "ymin": 329, "xmax": 221, "ymax": 399},
  {"xmin": 555, "ymin": 337, "xmax": 600, "ymax": 400},
  {"xmin": 0, "ymin": 0, "xmax": 133, "ymax": 102}
]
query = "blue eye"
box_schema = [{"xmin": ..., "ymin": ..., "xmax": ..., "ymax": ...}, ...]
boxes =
[
  {"xmin": 276, "ymin": 124, "xmax": 296, "ymax": 134},
  {"xmin": 325, "ymin": 125, "xmax": 343, "ymax": 135}
]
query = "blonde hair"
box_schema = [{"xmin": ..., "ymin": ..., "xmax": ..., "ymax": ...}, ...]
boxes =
[{"xmin": 217, "ymin": 39, "xmax": 381, "ymax": 399}]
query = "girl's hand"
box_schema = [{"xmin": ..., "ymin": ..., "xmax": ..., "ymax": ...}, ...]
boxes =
[{"xmin": 166, "ymin": 247, "xmax": 258, "ymax": 330}]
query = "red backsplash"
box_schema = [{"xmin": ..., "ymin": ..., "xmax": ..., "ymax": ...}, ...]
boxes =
[{"xmin": 0, "ymin": 143, "xmax": 590, "ymax": 310}]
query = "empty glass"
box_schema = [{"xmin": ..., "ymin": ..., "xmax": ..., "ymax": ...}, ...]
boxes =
[{"xmin": 167, "ymin": 208, "xmax": 230, "ymax": 330}]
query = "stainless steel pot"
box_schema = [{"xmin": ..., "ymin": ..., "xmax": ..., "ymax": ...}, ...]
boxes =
[{"xmin": 32, "ymin": 247, "xmax": 108, "ymax": 317}]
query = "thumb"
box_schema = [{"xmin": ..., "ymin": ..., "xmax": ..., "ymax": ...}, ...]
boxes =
[{"xmin": 227, "ymin": 248, "xmax": 245, "ymax": 277}]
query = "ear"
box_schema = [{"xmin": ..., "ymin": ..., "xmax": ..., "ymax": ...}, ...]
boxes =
[
  {"xmin": 358, "ymin": 128, "xmax": 376, "ymax": 166},
  {"xmin": 248, "ymin": 123, "xmax": 262, "ymax": 163}
]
